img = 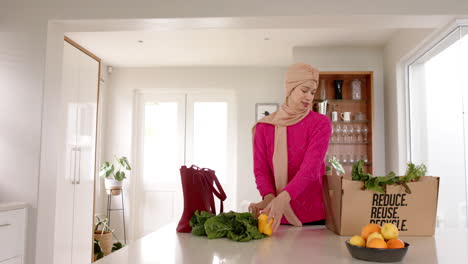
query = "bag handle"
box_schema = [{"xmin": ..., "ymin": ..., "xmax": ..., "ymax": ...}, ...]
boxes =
[
  {"xmin": 207, "ymin": 170, "xmax": 227, "ymax": 213},
  {"xmin": 195, "ymin": 167, "xmax": 227, "ymax": 214}
]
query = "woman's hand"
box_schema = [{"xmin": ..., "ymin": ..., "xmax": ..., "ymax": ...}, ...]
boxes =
[
  {"xmin": 248, "ymin": 194, "xmax": 275, "ymax": 218},
  {"xmin": 263, "ymin": 191, "xmax": 291, "ymax": 232}
]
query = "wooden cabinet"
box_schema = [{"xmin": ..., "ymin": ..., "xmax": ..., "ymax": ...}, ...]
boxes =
[
  {"xmin": 53, "ymin": 38, "xmax": 100, "ymax": 264},
  {"xmin": 315, "ymin": 72, "xmax": 373, "ymax": 177}
]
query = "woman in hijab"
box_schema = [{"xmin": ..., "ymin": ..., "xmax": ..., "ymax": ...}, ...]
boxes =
[{"xmin": 248, "ymin": 63, "xmax": 332, "ymax": 232}]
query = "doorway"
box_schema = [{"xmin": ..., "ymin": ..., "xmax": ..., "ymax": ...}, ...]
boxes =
[{"xmin": 132, "ymin": 91, "xmax": 237, "ymax": 239}]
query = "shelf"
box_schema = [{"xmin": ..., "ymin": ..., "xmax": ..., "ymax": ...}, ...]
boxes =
[
  {"xmin": 332, "ymin": 120, "xmax": 369, "ymax": 124},
  {"xmin": 341, "ymin": 162, "xmax": 372, "ymax": 166},
  {"xmin": 329, "ymin": 142, "xmax": 369, "ymax": 145},
  {"xmin": 314, "ymin": 99, "xmax": 367, "ymax": 104}
]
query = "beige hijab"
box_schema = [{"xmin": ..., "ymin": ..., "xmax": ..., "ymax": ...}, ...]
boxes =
[{"xmin": 253, "ymin": 63, "xmax": 319, "ymax": 226}]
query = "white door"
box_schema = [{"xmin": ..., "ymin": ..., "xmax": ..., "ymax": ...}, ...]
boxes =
[
  {"xmin": 53, "ymin": 41, "xmax": 99, "ymax": 264},
  {"xmin": 185, "ymin": 94, "xmax": 236, "ymax": 211},
  {"xmin": 53, "ymin": 41, "xmax": 79, "ymax": 264},
  {"xmin": 71, "ymin": 48, "xmax": 99, "ymax": 264},
  {"xmin": 134, "ymin": 93, "xmax": 186, "ymax": 239},
  {"xmin": 133, "ymin": 92, "xmax": 236, "ymax": 240}
]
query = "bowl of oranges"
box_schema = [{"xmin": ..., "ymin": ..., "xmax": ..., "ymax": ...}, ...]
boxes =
[{"xmin": 345, "ymin": 223, "xmax": 409, "ymax": 263}]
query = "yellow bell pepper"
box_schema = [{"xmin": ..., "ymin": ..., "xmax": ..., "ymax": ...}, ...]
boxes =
[{"xmin": 258, "ymin": 214, "xmax": 273, "ymax": 236}]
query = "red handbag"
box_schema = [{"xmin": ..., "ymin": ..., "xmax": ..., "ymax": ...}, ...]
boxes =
[{"xmin": 176, "ymin": 165, "xmax": 227, "ymax": 232}]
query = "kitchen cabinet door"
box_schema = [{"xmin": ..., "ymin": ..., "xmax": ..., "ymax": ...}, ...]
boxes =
[
  {"xmin": 53, "ymin": 41, "xmax": 80, "ymax": 264},
  {"xmin": 71, "ymin": 46, "xmax": 99, "ymax": 264},
  {"xmin": 53, "ymin": 39, "xmax": 100, "ymax": 264}
]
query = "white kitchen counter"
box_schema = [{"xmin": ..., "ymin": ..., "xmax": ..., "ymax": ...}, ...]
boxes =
[
  {"xmin": 0, "ymin": 202, "xmax": 28, "ymax": 212},
  {"xmin": 96, "ymin": 223, "xmax": 468, "ymax": 264}
]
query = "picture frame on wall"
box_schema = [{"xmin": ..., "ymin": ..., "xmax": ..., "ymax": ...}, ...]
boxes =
[{"xmin": 255, "ymin": 103, "xmax": 279, "ymax": 121}]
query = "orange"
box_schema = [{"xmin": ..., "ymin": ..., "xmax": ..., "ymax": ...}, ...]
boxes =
[
  {"xmin": 361, "ymin": 224, "xmax": 381, "ymax": 240},
  {"xmin": 366, "ymin": 232, "xmax": 384, "ymax": 247},
  {"xmin": 387, "ymin": 238, "xmax": 405, "ymax": 249},
  {"xmin": 367, "ymin": 238, "xmax": 387, "ymax": 249}
]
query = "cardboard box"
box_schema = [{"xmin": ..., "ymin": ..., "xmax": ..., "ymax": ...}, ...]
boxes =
[{"xmin": 322, "ymin": 175, "xmax": 440, "ymax": 236}]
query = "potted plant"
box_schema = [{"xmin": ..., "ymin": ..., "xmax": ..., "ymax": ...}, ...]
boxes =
[
  {"xmin": 326, "ymin": 156, "xmax": 345, "ymax": 176},
  {"xmin": 99, "ymin": 156, "xmax": 131, "ymax": 195},
  {"xmin": 93, "ymin": 216, "xmax": 124, "ymax": 261}
]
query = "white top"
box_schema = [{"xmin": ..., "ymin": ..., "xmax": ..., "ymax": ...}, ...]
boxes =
[
  {"xmin": 0, "ymin": 202, "xmax": 28, "ymax": 212},
  {"xmin": 96, "ymin": 223, "xmax": 468, "ymax": 264}
]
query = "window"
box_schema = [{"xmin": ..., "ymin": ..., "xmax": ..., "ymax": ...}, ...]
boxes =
[{"xmin": 408, "ymin": 26, "xmax": 468, "ymax": 228}]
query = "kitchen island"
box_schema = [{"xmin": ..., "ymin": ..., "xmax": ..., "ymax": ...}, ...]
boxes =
[{"xmin": 96, "ymin": 223, "xmax": 468, "ymax": 263}]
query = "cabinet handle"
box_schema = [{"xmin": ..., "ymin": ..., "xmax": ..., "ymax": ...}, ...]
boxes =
[
  {"xmin": 0, "ymin": 224, "xmax": 11, "ymax": 228},
  {"xmin": 71, "ymin": 146, "xmax": 76, "ymax": 184},
  {"xmin": 76, "ymin": 147, "xmax": 81, "ymax": 184}
]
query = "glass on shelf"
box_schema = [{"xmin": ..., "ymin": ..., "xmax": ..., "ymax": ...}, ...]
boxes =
[
  {"xmin": 349, "ymin": 125, "xmax": 354, "ymax": 143},
  {"xmin": 363, "ymin": 126, "xmax": 369, "ymax": 143},
  {"xmin": 334, "ymin": 124, "xmax": 342, "ymax": 143},
  {"xmin": 356, "ymin": 125, "xmax": 362, "ymax": 143},
  {"xmin": 340, "ymin": 154, "xmax": 347, "ymax": 165},
  {"xmin": 342, "ymin": 125, "xmax": 348, "ymax": 143},
  {"xmin": 362, "ymin": 154, "xmax": 369, "ymax": 164}
]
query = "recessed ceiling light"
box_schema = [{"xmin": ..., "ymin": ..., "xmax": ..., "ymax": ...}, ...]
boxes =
[{"xmin": 138, "ymin": 40, "xmax": 144, "ymax": 43}]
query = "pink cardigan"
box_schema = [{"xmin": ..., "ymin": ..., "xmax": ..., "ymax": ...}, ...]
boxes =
[{"xmin": 254, "ymin": 111, "xmax": 332, "ymax": 224}]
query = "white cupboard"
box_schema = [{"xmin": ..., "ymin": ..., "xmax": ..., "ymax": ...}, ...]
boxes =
[
  {"xmin": 53, "ymin": 39, "xmax": 100, "ymax": 264},
  {"xmin": 0, "ymin": 207, "xmax": 27, "ymax": 264}
]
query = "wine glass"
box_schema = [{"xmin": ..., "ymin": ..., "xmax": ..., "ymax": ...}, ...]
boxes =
[
  {"xmin": 342, "ymin": 125, "xmax": 348, "ymax": 143},
  {"xmin": 356, "ymin": 125, "xmax": 362, "ymax": 143},
  {"xmin": 362, "ymin": 154, "xmax": 369, "ymax": 164},
  {"xmin": 348, "ymin": 125, "xmax": 355, "ymax": 143},
  {"xmin": 363, "ymin": 126, "xmax": 369, "ymax": 143},
  {"xmin": 341, "ymin": 154, "xmax": 347, "ymax": 165},
  {"xmin": 335, "ymin": 125, "xmax": 342, "ymax": 143}
]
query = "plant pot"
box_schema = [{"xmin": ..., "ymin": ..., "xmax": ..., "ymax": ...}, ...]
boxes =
[
  {"xmin": 105, "ymin": 178, "xmax": 123, "ymax": 195},
  {"xmin": 94, "ymin": 231, "xmax": 113, "ymax": 256}
]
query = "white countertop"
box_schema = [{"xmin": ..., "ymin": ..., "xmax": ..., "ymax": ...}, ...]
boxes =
[
  {"xmin": 96, "ymin": 223, "xmax": 468, "ymax": 264},
  {"xmin": 0, "ymin": 202, "xmax": 28, "ymax": 212}
]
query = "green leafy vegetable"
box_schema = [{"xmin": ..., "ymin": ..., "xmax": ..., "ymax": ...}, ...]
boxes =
[
  {"xmin": 189, "ymin": 210, "xmax": 215, "ymax": 236},
  {"xmin": 226, "ymin": 212, "xmax": 265, "ymax": 242},
  {"xmin": 189, "ymin": 210, "xmax": 266, "ymax": 242},
  {"xmin": 205, "ymin": 212, "xmax": 235, "ymax": 239},
  {"xmin": 351, "ymin": 161, "xmax": 427, "ymax": 194},
  {"xmin": 352, "ymin": 160, "xmax": 372, "ymax": 182},
  {"xmin": 400, "ymin": 163, "xmax": 427, "ymax": 183}
]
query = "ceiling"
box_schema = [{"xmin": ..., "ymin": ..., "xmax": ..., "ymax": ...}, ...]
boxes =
[{"xmin": 65, "ymin": 15, "xmax": 455, "ymax": 67}]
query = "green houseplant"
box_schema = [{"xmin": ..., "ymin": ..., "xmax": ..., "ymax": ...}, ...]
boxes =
[
  {"xmin": 99, "ymin": 156, "xmax": 131, "ymax": 195},
  {"xmin": 93, "ymin": 215, "xmax": 124, "ymax": 261}
]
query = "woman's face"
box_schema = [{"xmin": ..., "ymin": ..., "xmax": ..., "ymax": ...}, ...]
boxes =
[{"xmin": 287, "ymin": 80, "xmax": 317, "ymax": 111}]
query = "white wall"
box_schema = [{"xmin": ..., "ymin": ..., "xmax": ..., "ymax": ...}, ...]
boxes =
[
  {"xmin": 0, "ymin": 29, "xmax": 48, "ymax": 264},
  {"xmin": 293, "ymin": 46, "xmax": 386, "ymax": 175},
  {"xmin": 383, "ymin": 29, "xmax": 434, "ymax": 174},
  {"xmin": 100, "ymin": 67, "xmax": 287, "ymax": 224},
  {"xmin": 0, "ymin": 2, "xmax": 466, "ymax": 263}
]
